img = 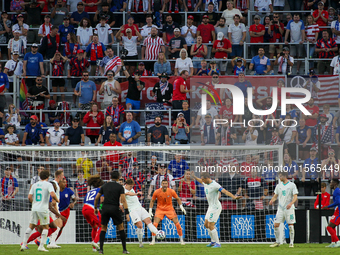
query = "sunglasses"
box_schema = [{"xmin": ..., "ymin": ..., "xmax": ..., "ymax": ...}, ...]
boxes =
[
  {"xmin": 32, "ymin": 46, "xmax": 38, "ymax": 48},
  {"xmin": 30, "ymin": 118, "xmax": 35, "ymax": 120},
  {"xmin": 107, "ymin": 74, "xmax": 113, "ymax": 76},
  {"xmin": 213, "ymin": 76, "xmax": 219, "ymax": 78},
  {"xmin": 273, "ymin": 16, "xmax": 279, "ymax": 18},
  {"xmin": 83, "ymin": 74, "xmax": 89, "ymax": 76},
  {"xmin": 36, "ymin": 79, "xmax": 42, "ymax": 81}
]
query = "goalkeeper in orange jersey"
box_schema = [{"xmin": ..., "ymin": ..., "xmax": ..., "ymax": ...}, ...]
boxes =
[{"xmin": 149, "ymin": 179, "xmax": 186, "ymax": 245}]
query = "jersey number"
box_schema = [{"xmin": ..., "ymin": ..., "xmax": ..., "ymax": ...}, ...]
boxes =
[
  {"xmin": 86, "ymin": 190, "xmax": 97, "ymax": 201},
  {"xmin": 36, "ymin": 188, "xmax": 42, "ymax": 202}
]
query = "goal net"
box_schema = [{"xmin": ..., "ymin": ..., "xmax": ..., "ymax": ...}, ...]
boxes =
[{"xmin": 0, "ymin": 145, "xmax": 286, "ymax": 244}]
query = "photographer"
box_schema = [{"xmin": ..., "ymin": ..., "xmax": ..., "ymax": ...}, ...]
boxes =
[
  {"xmin": 274, "ymin": 47, "xmax": 294, "ymax": 75},
  {"xmin": 116, "ymin": 26, "xmax": 143, "ymax": 75},
  {"xmin": 268, "ymin": 14, "xmax": 284, "ymax": 73}
]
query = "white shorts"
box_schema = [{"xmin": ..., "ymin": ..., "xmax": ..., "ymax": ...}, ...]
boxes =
[
  {"xmin": 275, "ymin": 208, "xmax": 296, "ymax": 224},
  {"xmin": 30, "ymin": 210, "xmax": 49, "ymax": 225},
  {"xmin": 130, "ymin": 207, "xmax": 150, "ymax": 224},
  {"xmin": 205, "ymin": 207, "xmax": 222, "ymax": 223}
]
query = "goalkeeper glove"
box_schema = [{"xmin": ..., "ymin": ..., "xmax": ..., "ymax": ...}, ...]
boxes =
[
  {"xmin": 180, "ymin": 205, "xmax": 186, "ymax": 215},
  {"xmin": 149, "ymin": 208, "xmax": 153, "ymax": 218}
]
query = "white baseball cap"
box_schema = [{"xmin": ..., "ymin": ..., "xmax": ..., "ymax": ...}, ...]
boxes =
[{"xmin": 217, "ymin": 32, "xmax": 224, "ymax": 41}]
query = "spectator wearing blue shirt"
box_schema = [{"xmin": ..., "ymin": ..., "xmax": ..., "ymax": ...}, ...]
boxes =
[
  {"xmin": 283, "ymin": 153, "xmax": 299, "ymax": 179},
  {"xmin": 207, "ymin": 61, "xmax": 220, "ymax": 76},
  {"xmin": 110, "ymin": 0, "xmax": 127, "ymax": 27},
  {"xmin": 0, "ymin": 127, "xmax": 4, "ymax": 144},
  {"xmin": 85, "ymin": 35, "xmax": 106, "ymax": 76},
  {"xmin": 168, "ymin": 154, "xmax": 189, "ymax": 179},
  {"xmin": 231, "ymin": 57, "xmax": 246, "ymax": 76},
  {"xmin": 249, "ymin": 47, "xmax": 271, "ymax": 75},
  {"xmin": 21, "ymin": 115, "xmax": 45, "ymax": 146},
  {"xmin": 74, "ymin": 71, "xmax": 97, "ymax": 106},
  {"xmin": 234, "ymin": 72, "xmax": 253, "ymax": 98},
  {"xmin": 118, "ymin": 112, "xmax": 142, "ymax": 144},
  {"xmin": 23, "ymin": 43, "xmax": 45, "ymax": 88},
  {"xmin": 0, "ymin": 64, "xmax": 9, "ymax": 127},
  {"xmin": 70, "ymin": 2, "xmax": 89, "ymax": 27},
  {"xmin": 58, "ymin": 17, "xmax": 75, "ymax": 44},
  {"xmin": 302, "ymin": 147, "xmax": 319, "ymax": 208},
  {"xmin": 154, "ymin": 52, "xmax": 172, "ymax": 76},
  {"xmin": 0, "ymin": 166, "xmax": 19, "ymax": 211},
  {"xmin": 280, "ymin": 104, "xmax": 297, "ymax": 120}
]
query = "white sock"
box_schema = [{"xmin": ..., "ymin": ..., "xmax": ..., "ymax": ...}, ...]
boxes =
[
  {"xmin": 23, "ymin": 228, "xmax": 33, "ymax": 246},
  {"xmin": 211, "ymin": 229, "xmax": 219, "ymax": 244},
  {"xmin": 50, "ymin": 227, "xmax": 60, "ymax": 245},
  {"xmin": 40, "ymin": 229, "xmax": 48, "ymax": 248},
  {"xmin": 279, "ymin": 224, "xmax": 285, "ymax": 243},
  {"xmin": 208, "ymin": 229, "xmax": 214, "ymax": 242},
  {"xmin": 147, "ymin": 223, "xmax": 158, "ymax": 234},
  {"xmin": 274, "ymin": 227, "xmax": 280, "ymax": 244},
  {"xmin": 136, "ymin": 228, "xmax": 143, "ymax": 244},
  {"xmin": 152, "ymin": 236, "xmax": 155, "ymax": 242},
  {"xmin": 179, "ymin": 236, "xmax": 183, "ymax": 242},
  {"xmin": 289, "ymin": 225, "xmax": 294, "ymax": 244}
]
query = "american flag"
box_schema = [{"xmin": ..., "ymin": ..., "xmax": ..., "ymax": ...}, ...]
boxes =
[
  {"xmin": 288, "ymin": 75, "xmax": 339, "ymax": 106},
  {"xmin": 145, "ymin": 102, "xmax": 170, "ymax": 128}
]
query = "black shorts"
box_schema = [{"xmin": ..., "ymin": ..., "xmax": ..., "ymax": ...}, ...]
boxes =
[
  {"xmin": 52, "ymin": 78, "xmax": 65, "ymax": 87},
  {"xmin": 123, "ymin": 55, "xmax": 138, "ymax": 67},
  {"xmin": 101, "ymin": 205, "xmax": 123, "ymax": 226}
]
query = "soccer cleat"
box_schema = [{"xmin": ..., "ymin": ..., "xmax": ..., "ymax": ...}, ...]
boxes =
[
  {"xmin": 91, "ymin": 241, "xmax": 99, "ymax": 250},
  {"xmin": 20, "ymin": 244, "xmax": 27, "ymax": 251},
  {"xmin": 270, "ymin": 242, "xmax": 280, "ymax": 247},
  {"xmin": 98, "ymin": 250, "xmax": 104, "ymax": 254},
  {"xmin": 212, "ymin": 243, "xmax": 221, "ymax": 248},
  {"xmin": 206, "ymin": 242, "xmax": 215, "ymax": 247},
  {"xmin": 47, "ymin": 244, "xmax": 61, "ymax": 249},
  {"xmin": 37, "ymin": 247, "xmax": 49, "ymax": 252},
  {"xmin": 289, "ymin": 244, "xmax": 294, "ymax": 248},
  {"xmin": 333, "ymin": 242, "xmax": 340, "ymax": 248},
  {"xmin": 20, "ymin": 243, "xmax": 29, "ymax": 250},
  {"xmin": 326, "ymin": 243, "xmax": 336, "ymax": 248},
  {"xmin": 180, "ymin": 239, "xmax": 185, "ymax": 245},
  {"xmin": 92, "ymin": 248, "xmax": 97, "ymax": 252},
  {"xmin": 123, "ymin": 251, "xmax": 130, "ymax": 254},
  {"xmin": 35, "ymin": 239, "xmax": 41, "ymax": 246},
  {"xmin": 46, "ymin": 237, "xmax": 50, "ymax": 245},
  {"xmin": 149, "ymin": 240, "xmax": 155, "ymax": 245},
  {"xmin": 139, "ymin": 244, "xmax": 144, "ymax": 248}
]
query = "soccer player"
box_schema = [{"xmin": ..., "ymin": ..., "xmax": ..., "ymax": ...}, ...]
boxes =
[
  {"xmin": 21, "ymin": 170, "xmax": 59, "ymax": 252},
  {"xmin": 94, "ymin": 171, "xmax": 130, "ymax": 254},
  {"xmin": 191, "ymin": 171, "xmax": 241, "ymax": 248},
  {"xmin": 323, "ymin": 179, "xmax": 340, "ymax": 248},
  {"xmin": 269, "ymin": 171, "xmax": 298, "ymax": 248},
  {"xmin": 149, "ymin": 179, "xmax": 187, "ymax": 245},
  {"xmin": 82, "ymin": 175, "xmax": 104, "ymax": 251},
  {"xmin": 125, "ymin": 178, "xmax": 159, "ymax": 248}
]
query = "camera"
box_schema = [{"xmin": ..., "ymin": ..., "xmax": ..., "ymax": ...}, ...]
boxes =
[
  {"xmin": 120, "ymin": 48, "xmax": 129, "ymax": 59},
  {"xmin": 280, "ymin": 52, "xmax": 285, "ymax": 57}
]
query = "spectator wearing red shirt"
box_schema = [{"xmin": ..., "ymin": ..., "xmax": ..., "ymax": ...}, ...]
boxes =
[
  {"xmin": 219, "ymin": 98, "xmax": 234, "ymax": 120},
  {"xmin": 304, "ymin": 97, "xmax": 319, "ymax": 127},
  {"xmin": 178, "ymin": 171, "xmax": 196, "ymax": 199},
  {"xmin": 212, "ymin": 32, "xmax": 232, "ymax": 75},
  {"xmin": 249, "ymin": 15, "xmax": 265, "ymax": 57},
  {"xmin": 197, "ymin": 15, "xmax": 216, "ymax": 44},
  {"xmin": 83, "ymin": 0, "xmax": 100, "ymax": 13},
  {"xmin": 240, "ymin": 154, "xmax": 255, "ymax": 178},
  {"xmin": 82, "ymin": 103, "xmax": 105, "ymax": 143},
  {"xmin": 315, "ymin": 30, "xmax": 338, "ymax": 74},
  {"xmin": 121, "ymin": 16, "xmax": 140, "ymax": 36},
  {"xmin": 312, "ymin": 1, "xmax": 328, "ymax": 34},
  {"xmin": 172, "ymin": 70, "xmax": 191, "ymax": 116},
  {"xmin": 50, "ymin": 51, "xmax": 67, "ymax": 102},
  {"xmin": 268, "ymin": 13, "xmax": 284, "ymax": 71},
  {"xmin": 103, "ymin": 133, "xmax": 122, "ymax": 167},
  {"xmin": 96, "ymin": 155, "xmax": 114, "ymax": 181},
  {"xmin": 314, "ymin": 182, "xmax": 330, "ymax": 209}
]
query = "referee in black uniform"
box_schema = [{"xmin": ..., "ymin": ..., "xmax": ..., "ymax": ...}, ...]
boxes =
[{"xmin": 94, "ymin": 171, "xmax": 130, "ymax": 254}]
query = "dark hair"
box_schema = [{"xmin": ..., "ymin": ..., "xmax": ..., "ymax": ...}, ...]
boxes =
[
  {"xmin": 101, "ymin": 2, "xmax": 109, "ymax": 7},
  {"xmin": 80, "ymin": 17, "xmax": 91, "ymax": 28},
  {"xmin": 51, "ymin": 25, "xmax": 58, "ymax": 30},
  {"xmin": 201, "ymin": 172, "xmax": 210, "ymax": 179},
  {"xmin": 162, "ymin": 179, "xmax": 169, "ymax": 183},
  {"xmin": 146, "ymin": 14, "xmax": 153, "ymax": 19},
  {"xmin": 82, "ymin": 70, "xmax": 89, "ymax": 75},
  {"xmin": 126, "ymin": 178, "xmax": 135, "ymax": 185},
  {"xmin": 88, "ymin": 175, "xmax": 104, "ymax": 188},
  {"xmin": 111, "ymin": 171, "xmax": 120, "ymax": 180},
  {"xmin": 154, "ymin": 116, "xmax": 162, "ymax": 121},
  {"xmin": 106, "ymin": 46, "xmax": 113, "ymax": 51},
  {"xmin": 332, "ymin": 179, "xmax": 339, "ymax": 185},
  {"xmin": 180, "ymin": 70, "xmax": 188, "ymax": 76},
  {"xmin": 40, "ymin": 170, "xmax": 50, "ymax": 180},
  {"xmin": 212, "ymin": 72, "xmax": 219, "ymax": 76},
  {"xmin": 279, "ymin": 171, "xmax": 288, "ymax": 178},
  {"xmin": 293, "ymin": 13, "xmax": 300, "ymax": 17},
  {"xmin": 208, "ymin": 2, "xmax": 214, "ymax": 5}
]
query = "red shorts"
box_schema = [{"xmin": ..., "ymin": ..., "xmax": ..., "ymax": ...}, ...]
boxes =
[
  {"xmin": 60, "ymin": 208, "xmax": 71, "ymax": 227},
  {"xmin": 330, "ymin": 208, "xmax": 340, "ymax": 226},
  {"xmin": 82, "ymin": 204, "xmax": 101, "ymax": 228}
]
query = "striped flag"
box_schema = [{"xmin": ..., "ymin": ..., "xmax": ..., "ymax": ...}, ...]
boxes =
[
  {"xmin": 19, "ymin": 78, "xmax": 29, "ymax": 115},
  {"xmin": 288, "ymin": 75, "xmax": 339, "ymax": 106}
]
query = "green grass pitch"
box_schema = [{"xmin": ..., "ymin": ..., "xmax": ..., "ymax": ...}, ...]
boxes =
[{"xmin": 1, "ymin": 243, "xmax": 338, "ymax": 254}]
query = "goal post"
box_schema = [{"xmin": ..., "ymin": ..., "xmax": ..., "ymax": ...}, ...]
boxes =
[{"xmin": 0, "ymin": 144, "xmax": 288, "ymax": 244}]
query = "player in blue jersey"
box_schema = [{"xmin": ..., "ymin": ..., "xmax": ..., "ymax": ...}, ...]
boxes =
[
  {"xmin": 82, "ymin": 175, "xmax": 104, "ymax": 251},
  {"xmin": 48, "ymin": 178, "xmax": 77, "ymax": 248},
  {"xmin": 323, "ymin": 179, "xmax": 340, "ymax": 248}
]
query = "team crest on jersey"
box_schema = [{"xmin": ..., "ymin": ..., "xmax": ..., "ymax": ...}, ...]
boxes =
[{"xmin": 65, "ymin": 194, "xmax": 68, "ymax": 198}]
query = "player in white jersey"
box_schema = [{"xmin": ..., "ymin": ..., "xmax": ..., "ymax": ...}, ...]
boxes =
[
  {"xmin": 47, "ymin": 169, "xmax": 64, "ymax": 249},
  {"xmin": 269, "ymin": 171, "xmax": 298, "ymax": 248},
  {"xmin": 125, "ymin": 179, "xmax": 159, "ymax": 248},
  {"xmin": 21, "ymin": 170, "xmax": 59, "ymax": 252},
  {"xmin": 191, "ymin": 171, "xmax": 241, "ymax": 248}
]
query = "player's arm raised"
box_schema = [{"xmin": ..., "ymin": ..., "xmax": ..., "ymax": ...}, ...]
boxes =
[
  {"xmin": 190, "ymin": 171, "xmax": 203, "ymax": 184},
  {"xmin": 120, "ymin": 193, "xmax": 130, "ymax": 222},
  {"xmin": 220, "ymin": 188, "xmax": 242, "ymax": 199},
  {"xmin": 269, "ymin": 193, "xmax": 278, "ymax": 205},
  {"xmin": 94, "ymin": 191, "xmax": 102, "ymax": 214}
]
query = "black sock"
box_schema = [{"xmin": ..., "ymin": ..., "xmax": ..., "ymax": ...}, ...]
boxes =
[
  {"xmin": 100, "ymin": 231, "xmax": 106, "ymax": 251},
  {"xmin": 119, "ymin": 230, "xmax": 127, "ymax": 251}
]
